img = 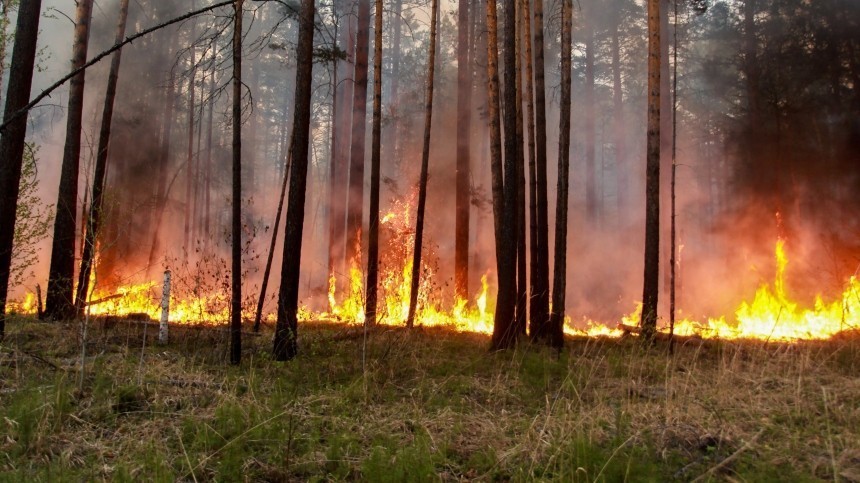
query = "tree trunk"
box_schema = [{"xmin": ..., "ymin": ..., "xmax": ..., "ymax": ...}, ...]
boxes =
[
  {"xmin": 230, "ymin": 0, "xmax": 244, "ymax": 366},
  {"xmin": 549, "ymin": 0, "xmax": 571, "ymax": 349},
  {"xmin": 515, "ymin": 0, "xmax": 527, "ymax": 336},
  {"xmin": 366, "ymin": 0, "xmax": 385, "ymax": 326},
  {"xmin": 489, "ymin": 0, "xmax": 518, "ymax": 350},
  {"xmin": 530, "ymin": 0, "xmax": 550, "ymax": 341},
  {"xmin": 406, "ymin": 0, "xmax": 439, "ymax": 328},
  {"xmin": 455, "ymin": 0, "xmax": 472, "ymax": 301},
  {"xmin": 0, "ymin": 0, "xmax": 43, "ymax": 338},
  {"xmin": 74, "ymin": 0, "xmax": 130, "ymax": 314},
  {"xmin": 612, "ymin": 15, "xmax": 627, "ymax": 224},
  {"xmin": 641, "ymin": 0, "xmax": 662, "ymax": 342},
  {"xmin": 585, "ymin": 21, "xmax": 597, "ymax": 223},
  {"xmin": 669, "ymin": 0, "xmax": 679, "ymax": 352},
  {"xmin": 345, "ymin": 0, "xmax": 371, "ymax": 266},
  {"xmin": 273, "ymin": 0, "xmax": 315, "ymax": 361},
  {"xmin": 45, "ymin": 0, "xmax": 94, "ymax": 321},
  {"xmin": 520, "ymin": 0, "xmax": 538, "ymax": 339},
  {"xmin": 183, "ymin": 1, "xmax": 198, "ymax": 258}
]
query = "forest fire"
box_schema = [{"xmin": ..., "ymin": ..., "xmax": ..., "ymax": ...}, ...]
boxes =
[{"xmin": 8, "ymin": 234, "xmax": 857, "ymax": 343}]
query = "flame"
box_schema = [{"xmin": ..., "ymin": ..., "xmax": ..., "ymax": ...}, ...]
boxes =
[{"xmin": 5, "ymin": 204, "xmax": 857, "ymax": 343}]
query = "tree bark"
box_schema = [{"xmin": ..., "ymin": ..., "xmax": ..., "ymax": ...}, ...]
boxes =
[
  {"xmin": 0, "ymin": 0, "xmax": 42, "ymax": 338},
  {"xmin": 549, "ymin": 0, "xmax": 572, "ymax": 349},
  {"xmin": 230, "ymin": 0, "xmax": 244, "ymax": 366},
  {"xmin": 529, "ymin": 0, "xmax": 550, "ymax": 341},
  {"xmin": 585, "ymin": 21, "xmax": 597, "ymax": 223},
  {"xmin": 521, "ymin": 0, "xmax": 538, "ymax": 339},
  {"xmin": 612, "ymin": 15, "xmax": 627, "ymax": 223},
  {"xmin": 406, "ymin": 0, "xmax": 439, "ymax": 328},
  {"xmin": 455, "ymin": 0, "xmax": 472, "ymax": 301},
  {"xmin": 273, "ymin": 0, "xmax": 315, "ymax": 361},
  {"xmin": 489, "ymin": 0, "xmax": 518, "ymax": 350},
  {"xmin": 345, "ymin": 0, "xmax": 371, "ymax": 266},
  {"xmin": 45, "ymin": 0, "xmax": 94, "ymax": 321},
  {"xmin": 366, "ymin": 0, "xmax": 385, "ymax": 327},
  {"xmin": 74, "ymin": 0, "xmax": 130, "ymax": 315},
  {"xmin": 641, "ymin": 0, "xmax": 662, "ymax": 342},
  {"xmin": 515, "ymin": 0, "xmax": 527, "ymax": 336}
]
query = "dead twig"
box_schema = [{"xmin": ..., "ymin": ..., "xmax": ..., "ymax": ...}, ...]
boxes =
[{"xmin": 691, "ymin": 429, "xmax": 765, "ymax": 482}]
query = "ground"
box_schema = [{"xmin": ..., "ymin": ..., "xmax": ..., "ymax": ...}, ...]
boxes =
[{"xmin": 1, "ymin": 317, "xmax": 859, "ymax": 482}]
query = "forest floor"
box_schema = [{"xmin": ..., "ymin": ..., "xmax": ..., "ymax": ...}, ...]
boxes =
[{"xmin": 1, "ymin": 316, "xmax": 859, "ymax": 482}]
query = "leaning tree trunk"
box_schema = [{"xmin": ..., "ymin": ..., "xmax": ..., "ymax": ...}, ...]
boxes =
[
  {"xmin": 0, "ymin": 0, "xmax": 43, "ymax": 339},
  {"xmin": 273, "ymin": 0, "xmax": 315, "ymax": 361},
  {"xmin": 454, "ymin": 0, "xmax": 472, "ymax": 301},
  {"xmin": 345, "ymin": 0, "xmax": 371, "ymax": 266},
  {"xmin": 365, "ymin": 0, "xmax": 384, "ymax": 327},
  {"xmin": 74, "ymin": 0, "xmax": 130, "ymax": 315},
  {"xmin": 641, "ymin": 0, "xmax": 662, "ymax": 342},
  {"xmin": 45, "ymin": 0, "xmax": 94, "ymax": 321},
  {"xmin": 230, "ymin": 0, "xmax": 244, "ymax": 365},
  {"xmin": 406, "ymin": 0, "xmax": 439, "ymax": 328},
  {"xmin": 549, "ymin": 0, "xmax": 572, "ymax": 350},
  {"xmin": 530, "ymin": 0, "xmax": 550, "ymax": 341}
]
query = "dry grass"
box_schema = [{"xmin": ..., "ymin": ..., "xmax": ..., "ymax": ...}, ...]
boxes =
[{"xmin": 1, "ymin": 316, "xmax": 859, "ymax": 482}]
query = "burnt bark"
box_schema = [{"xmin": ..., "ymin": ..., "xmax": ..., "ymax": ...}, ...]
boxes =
[
  {"xmin": 273, "ymin": 0, "xmax": 315, "ymax": 361},
  {"xmin": 230, "ymin": 0, "xmax": 244, "ymax": 365},
  {"xmin": 45, "ymin": 0, "xmax": 94, "ymax": 321}
]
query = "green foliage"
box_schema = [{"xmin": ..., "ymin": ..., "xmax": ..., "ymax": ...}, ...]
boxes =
[{"xmin": 10, "ymin": 144, "xmax": 53, "ymax": 290}]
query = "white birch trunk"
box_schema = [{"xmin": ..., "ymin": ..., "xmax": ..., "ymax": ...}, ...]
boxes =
[{"xmin": 159, "ymin": 270, "xmax": 171, "ymax": 344}]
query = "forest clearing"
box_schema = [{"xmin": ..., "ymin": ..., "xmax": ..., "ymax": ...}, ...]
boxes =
[{"xmin": 2, "ymin": 317, "xmax": 859, "ymax": 481}]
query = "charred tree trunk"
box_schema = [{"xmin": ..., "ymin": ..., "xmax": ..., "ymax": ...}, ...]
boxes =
[
  {"xmin": 45, "ymin": 0, "xmax": 94, "ymax": 321},
  {"xmin": 489, "ymin": 0, "xmax": 519, "ymax": 350},
  {"xmin": 641, "ymin": 0, "xmax": 662, "ymax": 342},
  {"xmin": 346, "ymin": 0, "xmax": 371, "ymax": 266},
  {"xmin": 230, "ymin": 0, "xmax": 244, "ymax": 365},
  {"xmin": 74, "ymin": 0, "xmax": 130, "ymax": 314},
  {"xmin": 273, "ymin": 0, "xmax": 315, "ymax": 361},
  {"xmin": 0, "ymin": 0, "xmax": 42, "ymax": 338},
  {"xmin": 549, "ymin": 0, "xmax": 571, "ymax": 349},
  {"xmin": 515, "ymin": 0, "xmax": 527, "ymax": 335},
  {"xmin": 366, "ymin": 0, "xmax": 384, "ymax": 327},
  {"xmin": 455, "ymin": 0, "xmax": 472, "ymax": 301},
  {"xmin": 530, "ymin": 0, "xmax": 550, "ymax": 341},
  {"xmin": 406, "ymin": 0, "xmax": 439, "ymax": 328}
]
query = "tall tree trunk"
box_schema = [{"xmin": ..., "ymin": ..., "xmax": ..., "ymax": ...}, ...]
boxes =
[
  {"xmin": 389, "ymin": 0, "xmax": 402, "ymax": 166},
  {"xmin": 641, "ymin": 0, "xmax": 662, "ymax": 341},
  {"xmin": 328, "ymin": 0, "xmax": 355, "ymax": 293},
  {"xmin": 366, "ymin": 0, "xmax": 385, "ymax": 326},
  {"xmin": 549, "ymin": 0, "xmax": 572, "ymax": 349},
  {"xmin": 530, "ymin": 0, "xmax": 550, "ymax": 341},
  {"xmin": 273, "ymin": 0, "xmax": 315, "ymax": 361},
  {"xmin": 489, "ymin": 0, "xmax": 518, "ymax": 350},
  {"xmin": 612, "ymin": 16, "xmax": 627, "ymax": 224},
  {"xmin": 515, "ymin": 0, "xmax": 527, "ymax": 335},
  {"xmin": 230, "ymin": 0, "xmax": 244, "ymax": 365},
  {"xmin": 204, "ymin": 68, "xmax": 215, "ymax": 242},
  {"xmin": 669, "ymin": 0, "xmax": 679, "ymax": 352},
  {"xmin": 521, "ymin": 0, "xmax": 538, "ymax": 339},
  {"xmin": 584, "ymin": 21, "xmax": 597, "ymax": 223},
  {"xmin": 183, "ymin": 1, "xmax": 198, "ymax": 257},
  {"xmin": 45, "ymin": 0, "xmax": 94, "ymax": 320},
  {"xmin": 346, "ymin": 0, "xmax": 371, "ymax": 266},
  {"xmin": 74, "ymin": 0, "xmax": 130, "ymax": 314},
  {"xmin": 406, "ymin": 0, "xmax": 439, "ymax": 328},
  {"xmin": 455, "ymin": 0, "xmax": 472, "ymax": 301},
  {"xmin": 0, "ymin": 0, "xmax": 43, "ymax": 338}
]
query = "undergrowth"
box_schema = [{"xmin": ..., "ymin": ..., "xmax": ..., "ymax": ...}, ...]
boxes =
[{"xmin": 1, "ymin": 317, "xmax": 859, "ymax": 481}]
